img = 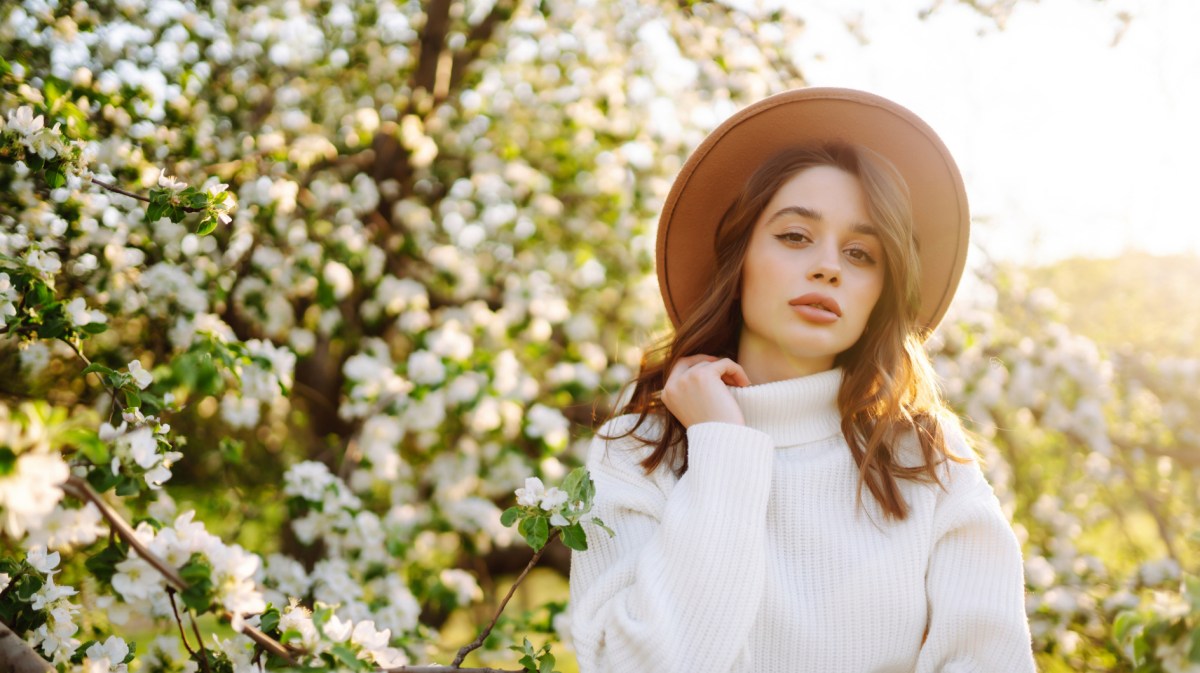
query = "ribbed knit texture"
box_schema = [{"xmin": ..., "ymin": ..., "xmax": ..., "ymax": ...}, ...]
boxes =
[{"xmin": 568, "ymin": 369, "xmax": 1035, "ymax": 673}]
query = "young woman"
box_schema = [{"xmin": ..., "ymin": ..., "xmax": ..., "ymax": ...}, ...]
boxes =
[{"xmin": 568, "ymin": 89, "xmax": 1035, "ymax": 673}]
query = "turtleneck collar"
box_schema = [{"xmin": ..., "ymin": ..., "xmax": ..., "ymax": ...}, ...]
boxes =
[{"xmin": 726, "ymin": 368, "xmax": 844, "ymax": 448}]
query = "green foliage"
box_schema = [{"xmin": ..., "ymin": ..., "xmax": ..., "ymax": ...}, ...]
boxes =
[
  {"xmin": 501, "ymin": 468, "xmax": 609, "ymax": 552},
  {"xmin": 511, "ymin": 638, "xmax": 562, "ymax": 673},
  {"xmin": 179, "ymin": 553, "xmax": 215, "ymax": 613},
  {"xmin": 85, "ymin": 540, "xmax": 129, "ymax": 587}
]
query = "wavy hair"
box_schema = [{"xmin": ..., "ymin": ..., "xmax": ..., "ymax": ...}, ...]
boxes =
[{"xmin": 603, "ymin": 142, "xmax": 967, "ymax": 520}]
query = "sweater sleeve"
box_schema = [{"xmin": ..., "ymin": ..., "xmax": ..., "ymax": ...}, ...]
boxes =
[
  {"xmin": 914, "ymin": 456, "xmax": 1037, "ymax": 673},
  {"xmin": 568, "ymin": 416, "xmax": 775, "ymax": 673}
]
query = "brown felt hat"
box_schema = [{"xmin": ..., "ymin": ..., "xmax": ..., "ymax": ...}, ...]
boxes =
[{"xmin": 656, "ymin": 87, "xmax": 969, "ymax": 337}]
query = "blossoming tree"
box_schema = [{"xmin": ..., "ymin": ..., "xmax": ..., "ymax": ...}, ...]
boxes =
[{"xmin": 0, "ymin": 0, "xmax": 1195, "ymax": 671}]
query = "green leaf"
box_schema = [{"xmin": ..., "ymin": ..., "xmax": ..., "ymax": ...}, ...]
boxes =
[
  {"xmin": 82, "ymin": 362, "xmax": 116, "ymax": 377},
  {"xmin": 87, "ymin": 466, "xmax": 121, "ymax": 493},
  {"xmin": 589, "ymin": 517, "xmax": 615, "ymax": 538},
  {"xmin": 195, "ymin": 215, "xmax": 218, "ymax": 236},
  {"xmin": 115, "ymin": 474, "xmax": 141, "ymax": 497},
  {"xmin": 0, "ymin": 447, "xmax": 15, "ymax": 476},
  {"xmin": 1189, "ymin": 627, "xmax": 1200, "ymax": 664},
  {"xmin": 44, "ymin": 167, "xmax": 66, "ymax": 188},
  {"xmin": 500, "ymin": 506, "xmax": 521, "ymax": 527},
  {"xmin": 539, "ymin": 652, "xmax": 556, "ymax": 673},
  {"xmin": 184, "ymin": 189, "xmax": 208, "ymax": 208},
  {"xmin": 180, "ymin": 553, "xmax": 215, "ymax": 612},
  {"xmin": 123, "ymin": 388, "xmax": 141, "ymax": 409},
  {"xmin": 219, "ymin": 438, "xmax": 244, "ymax": 464},
  {"xmin": 146, "ymin": 201, "xmax": 165, "ymax": 223},
  {"xmin": 66, "ymin": 428, "xmax": 109, "ymax": 465},
  {"xmin": 86, "ymin": 541, "xmax": 129, "ymax": 586},
  {"xmin": 260, "ymin": 606, "xmax": 281, "ymax": 634},
  {"xmin": 562, "ymin": 467, "xmax": 594, "ymax": 506},
  {"xmin": 15, "ymin": 573, "xmax": 45, "ymax": 600},
  {"xmin": 523, "ymin": 515, "xmax": 549, "ymax": 551},
  {"xmin": 329, "ymin": 644, "xmax": 367, "ymax": 671},
  {"xmin": 0, "ymin": 56, "xmax": 11, "ymax": 76},
  {"xmin": 1113, "ymin": 611, "xmax": 1138, "ymax": 643},
  {"xmin": 132, "ymin": 516, "xmax": 164, "ymax": 531},
  {"xmin": 1133, "ymin": 632, "xmax": 1149, "ymax": 664},
  {"xmin": 561, "ymin": 523, "xmax": 587, "ymax": 551}
]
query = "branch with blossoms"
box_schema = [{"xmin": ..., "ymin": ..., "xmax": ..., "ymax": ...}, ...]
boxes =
[
  {"xmin": 22, "ymin": 469, "xmax": 604, "ymax": 673},
  {"xmin": 0, "ymin": 106, "xmax": 237, "ymax": 237}
]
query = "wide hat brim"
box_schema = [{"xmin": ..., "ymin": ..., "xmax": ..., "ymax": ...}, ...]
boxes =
[{"xmin": 656, "ymin": 87, "xmax": 969, "ymax": 337}]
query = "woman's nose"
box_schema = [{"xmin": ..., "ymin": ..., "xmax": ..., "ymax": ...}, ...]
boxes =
[{"xmin": 807, "ymin": 248, "xmax": 841, "ymax": 286}]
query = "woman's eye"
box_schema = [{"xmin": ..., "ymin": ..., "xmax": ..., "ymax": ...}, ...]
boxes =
[
  {"xmin": 775, "ymin": 232, "xmax": 810, "ymax": 244},
  {"xmin": 845, "ymin": 248, "xmax": 877, "ymax": 264}
]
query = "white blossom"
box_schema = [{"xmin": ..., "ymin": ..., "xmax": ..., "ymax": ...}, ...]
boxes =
[
  {"xmin": 25, "ymin": 248, "xmax": 62, "ymax": 276},
  {"xmin": 515, "ymin": 477, "xmax": 545, "ymax": 508},
  {"xmin": 439, "ymin": 568, "xmax": 482, "ymax": 605},
  {"xmin": 6, "ymin": 106, "xmax": 45, "ymax": 136},
  {"xmin": 156, "ymin": 168, "xmax": 186, "ymax": 193},
  {"xmin": 127, "ymin": 360, "xmax": 153, "ymax": 389},
  {"xmin": 539, "ymin": 487, "xmax": 568, "ymax": 511},
  {"xmin": 63, "ymin": 297, "xmax": 107, "ymax": 327},
  {"xmin": 322, "ymin": 614, "xmax": 353, "ymax": 642},
  {"xmin": 0, "ymin": 448, "xmax": 70, "ymax": 538},
  {"xmin": 85, "ymin": 636, "xmax": 130, "ymax": 672},
  {"xmin": 26, "ymin": 546, "xmax": 61, "ymax": 573},
  {"xmin": 407, "ymin": 350, "xmax": 446, "ymax": 385}
]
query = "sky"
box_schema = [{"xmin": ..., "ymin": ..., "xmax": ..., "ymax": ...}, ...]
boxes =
[{"xmin": 732, "ymin": 0, "xmax": 1200, "ymax": 266}]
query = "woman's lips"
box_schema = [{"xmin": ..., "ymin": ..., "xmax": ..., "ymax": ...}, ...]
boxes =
[{"xmin": 789, "ymin": 293, "xmax": 842, "ymax": 324}]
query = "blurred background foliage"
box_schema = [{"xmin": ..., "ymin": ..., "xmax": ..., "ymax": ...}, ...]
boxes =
[{"xmin": 0, "ymin": 0, "xmax": 1196, "ymax": 671}]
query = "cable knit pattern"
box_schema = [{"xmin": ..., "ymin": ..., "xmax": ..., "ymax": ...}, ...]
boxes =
[{"xmin": 569, "ymin": 369, "xmax": 1035, "ymax": 673}]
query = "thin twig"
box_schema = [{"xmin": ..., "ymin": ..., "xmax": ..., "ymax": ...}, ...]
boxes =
[
  {"xmin": 60, "ymin": 337, "xmax": 121, "ymax": 424},
  {"xmin": 386, "ymin": 662, "xmax": 523, "ymax": 667},
  {"xmin": 89, "ymin": 177, "xmax": 204, "ymax": 212},
  {"xmin": 450, "ymin": 530, "xmax": 561, "ymax": 668},
  {"xmin": 167, "ymin": 589, "xmax": 199, "ymax": 657},
  {"xmin": 190, "ymin": 612, "xmax": 212, "ymax": 673}
]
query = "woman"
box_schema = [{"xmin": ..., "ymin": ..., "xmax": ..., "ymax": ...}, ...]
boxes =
[{"xmin": 568, "ymin": 89, "xmax": 1035, "ymax": 672}]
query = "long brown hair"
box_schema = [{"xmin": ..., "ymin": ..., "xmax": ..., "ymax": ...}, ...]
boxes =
[{"xmin": 603, "ymin": 142, "xmax": 967, "ymax": 520}]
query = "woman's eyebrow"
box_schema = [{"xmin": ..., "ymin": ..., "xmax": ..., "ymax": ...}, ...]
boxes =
[
  {"xmin": 766, "ymin": 206, "xmax": 878, "ymax": 236},
  {"xmin": 766, "ymin": 205, "xmax": 822, "ymax": 223}
]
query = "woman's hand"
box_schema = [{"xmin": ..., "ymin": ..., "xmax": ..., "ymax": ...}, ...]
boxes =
[{"xmin": 660, "ymin": 355, "xmax": 752, "ymax": 428}]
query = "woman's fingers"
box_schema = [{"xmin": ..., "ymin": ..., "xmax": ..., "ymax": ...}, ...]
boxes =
[
  {"xmin": 661, "ymin": 355, "xmax": 747, "ymax": 427},
  {"xmin": 669, "ymin": 354, "xmax": 719, "ymax": 378},
  {"xmin": 706, "ymin": 358, "xmax": 751, "ymax": 388}
]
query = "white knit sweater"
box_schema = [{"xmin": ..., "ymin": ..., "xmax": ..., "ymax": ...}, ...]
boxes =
[{"xmin": 568, "ymin": 369, "xmax": 1036, "ymax": 673}]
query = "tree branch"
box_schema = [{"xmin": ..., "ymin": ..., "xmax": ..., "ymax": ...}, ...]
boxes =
[
  {"xmin": 59, "ymin": 475, "xmax": 298, "ymax": 665},
  {"xmin": 413, "ymin": 0, "xmax": 454, "ymax": 96},
  {"xmin": 386, "ymin": 662, "xmax": 523, "ymax": 667},
  {"xmin": 447, "ymin": 0, "xmax": 519, "ymax": 97},
  {"xmin": 451, "ymin": 529, "xmax": 561, "ymax": 668},
  {"xmin": 0, "ymin": 620, "xmax": 52, "ymax": 673},
  {"xmin": 88, "ymin": 178, "xmax": 205, "ymax": 213}
]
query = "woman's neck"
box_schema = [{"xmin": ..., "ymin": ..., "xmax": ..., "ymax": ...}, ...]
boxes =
[{"xmin": 735, "ymin": 337, "xmax": 836, "ymax": 384}]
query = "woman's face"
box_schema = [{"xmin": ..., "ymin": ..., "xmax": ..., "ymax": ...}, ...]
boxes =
[{"xmin": 737, "ymin": 165, "xmax": 886, "ymax": 383}]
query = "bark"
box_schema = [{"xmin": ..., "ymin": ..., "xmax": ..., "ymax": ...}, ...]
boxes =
[{"xmin": 0, "ymin": 621, "xmax": 52, "ymax": 673}]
